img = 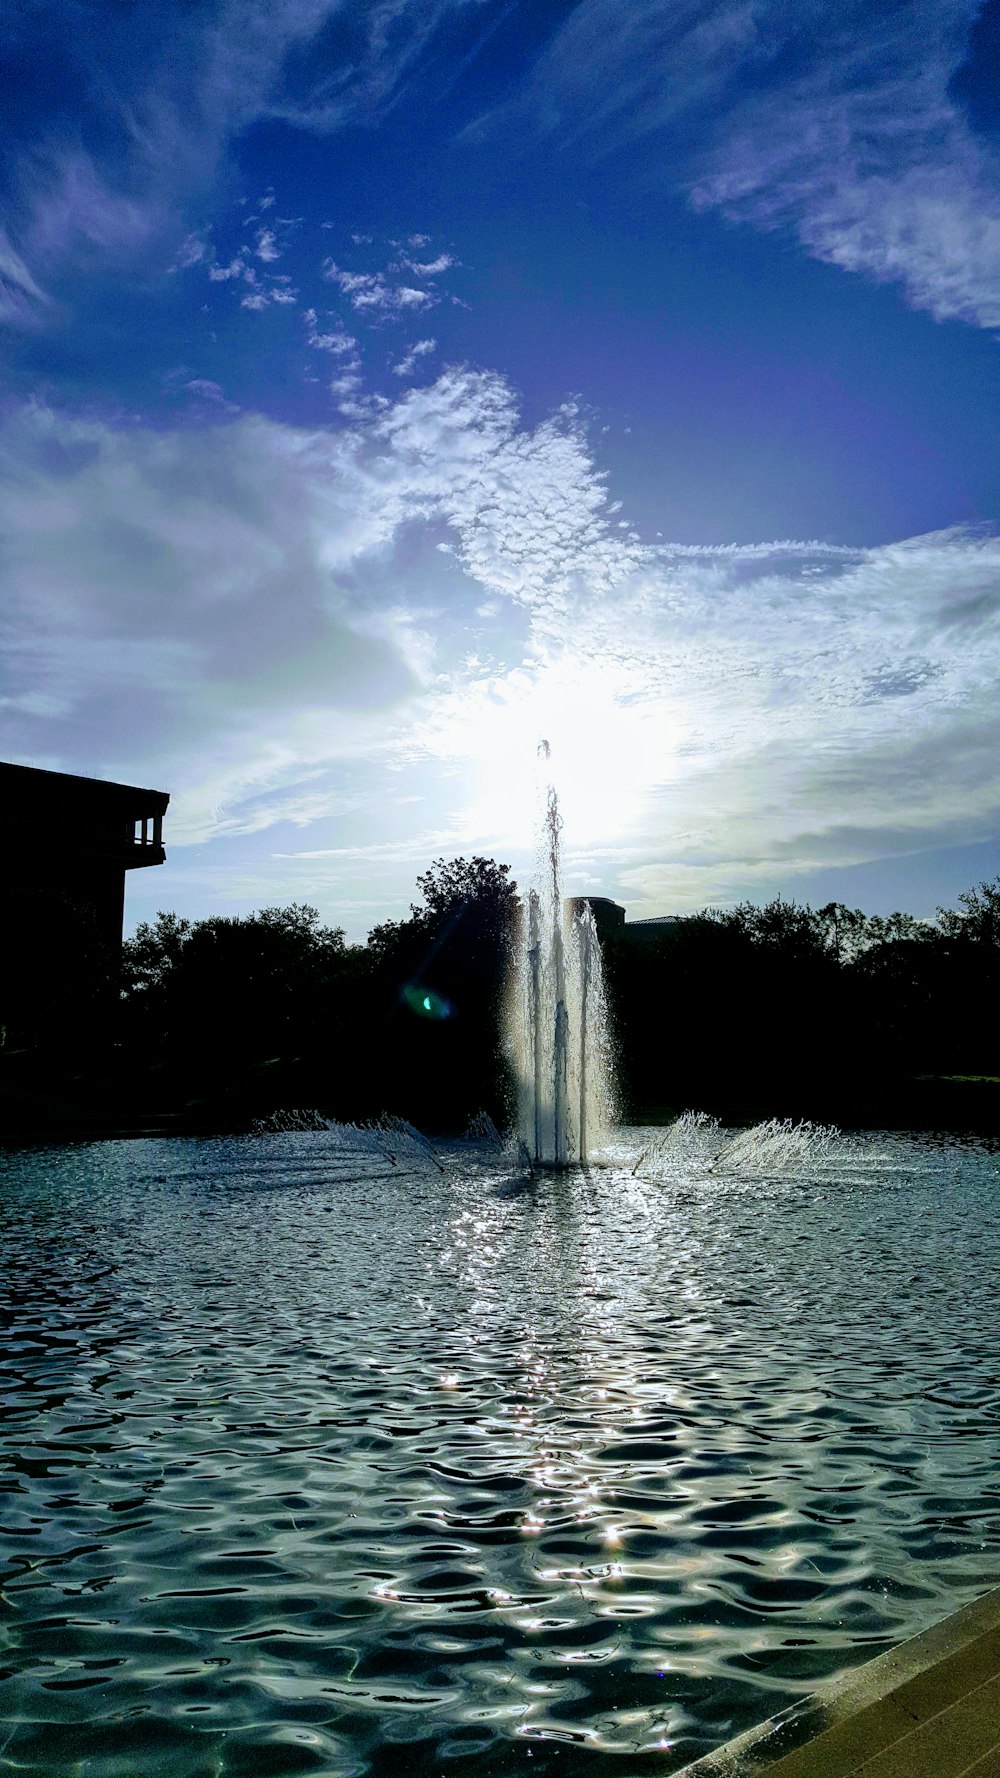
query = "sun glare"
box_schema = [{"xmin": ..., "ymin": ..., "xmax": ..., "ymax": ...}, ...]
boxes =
[{"xmin": 428, "ymin": 660, "xmax": 673, "ymax": 854}]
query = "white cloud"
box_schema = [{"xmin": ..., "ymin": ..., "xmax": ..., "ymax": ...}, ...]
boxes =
[
  {"xmin": 405, "ymin": 252, "xmax": 455, "ymax": 277},
  {"xmin": 200, "ymin": 245, "xmax": 297, "ymax": 307},
  {"xmin": 329, "ymin": 367, "xmax": 365, "ymax": 410},
  {"xmin": 367, "ymin": 374, "xmax": 645, "ymax": 614},
  {"xmin": 323, "ymin": 260, "xmax": 436, "ymax": 316},
  {"xmin": 2, "ymin": 373, "xmax": 998, "ymax": 927},
  {"xmin": 255, "ymin": 227, "xmax": 281, "ymax": 261},
  {"xmin": 303, "ymin": 307, "xmax": 358, "ymax": 353},
  {"xmin": 0, "ymin": 397, "xmax": 428, "ymax": 848},
  {"xmin": 392, "ymin": 338, "xmax": 437, "ymax": 376}
]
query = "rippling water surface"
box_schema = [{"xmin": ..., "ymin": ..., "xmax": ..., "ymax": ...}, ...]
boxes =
[{"xmin": 2, "ymin": 1125, "xmax": 999, "ymax": 1777}]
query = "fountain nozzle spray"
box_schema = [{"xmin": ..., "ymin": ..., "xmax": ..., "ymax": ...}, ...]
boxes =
[{"xmin": 507, "ymin": 748, "xmax": 615, "ymax": 1167}]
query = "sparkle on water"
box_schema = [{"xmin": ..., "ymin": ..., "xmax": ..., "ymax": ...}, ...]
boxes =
[{"xmin": 3, "ymin": 1119, "xmax": 999, "ymax": 1778}]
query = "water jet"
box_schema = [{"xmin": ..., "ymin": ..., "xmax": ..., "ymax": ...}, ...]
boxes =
[{"xmin": 507, "ymin": 745, "xmax": 616, "ymax": 1167}]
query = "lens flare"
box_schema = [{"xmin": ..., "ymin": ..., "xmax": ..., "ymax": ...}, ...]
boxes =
[{"xmin": 402, "ymin": 983, "xmax": 453, "ymax": 1019}]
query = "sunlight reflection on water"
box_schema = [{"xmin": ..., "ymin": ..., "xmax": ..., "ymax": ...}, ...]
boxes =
[{"xmin": 1, "ymin": 1127, "xmax": 999, "ymax": 1776}]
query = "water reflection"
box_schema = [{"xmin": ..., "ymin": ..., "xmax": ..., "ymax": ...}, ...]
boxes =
[{"xmin": 1, "ymin": 1129, "xmax": 999, "ymax": 1776}]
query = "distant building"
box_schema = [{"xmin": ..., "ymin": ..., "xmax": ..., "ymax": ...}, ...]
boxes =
[
  {"xmin": 0, "ymin": 763, "xmax": 168, "ymax": 1044},
  {"xmin": 620, "ymin": 914, "xmax": 685, "ymax": 940},
  {"xmin": 567, "ymin": 900, "xmax": 687, "ymax": 944},
  {"xmin": 566, "ymin": 896, "xmax": 626, "ymax": 941}
]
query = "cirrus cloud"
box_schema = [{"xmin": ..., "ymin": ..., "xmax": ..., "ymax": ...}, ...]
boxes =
[{"xmin": 486, "ymin": 0, "xmax": 1000, "ymax": 332}]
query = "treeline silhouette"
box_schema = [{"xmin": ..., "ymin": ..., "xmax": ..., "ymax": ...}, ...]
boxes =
[
  {"xmin": 606, "ymin": 885, "xmax": 999, "ymax": 1126},
  {"xmin": 2, "ymin": 858, "xmax": 999, "ymax": 1137},
  {"xmin": 116, "ymin": 866, "xmax": 1000, "ymax": 1130},
  {"xmin": 115, "ymin": 857, "xmax": 519, "ymax": 1132}
]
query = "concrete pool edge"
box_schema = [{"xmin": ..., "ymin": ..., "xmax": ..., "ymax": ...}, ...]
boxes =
[{"xmin": 672, "ymin": 1585, "xmax": 1000, "ymax": 1777}]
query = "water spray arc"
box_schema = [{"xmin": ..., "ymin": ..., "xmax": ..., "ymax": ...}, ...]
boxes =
[{"xmin": 508, "ymin": 747, "xmax": 616, "ymax": 1166}]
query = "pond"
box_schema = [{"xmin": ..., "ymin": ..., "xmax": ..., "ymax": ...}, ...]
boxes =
[{"xmin": 2, "ymin": 1123, "xmax": 999, "ymax": 1777}]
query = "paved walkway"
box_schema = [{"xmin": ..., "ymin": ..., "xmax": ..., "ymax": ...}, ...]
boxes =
[{"xmin": 675, "ymin": 1586, "xmax": 1000, "ymax": 1778}]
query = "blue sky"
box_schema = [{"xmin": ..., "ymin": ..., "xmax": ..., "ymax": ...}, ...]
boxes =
[{"xmin": 3, "ymin": 0, "xmax": 1000, "ymax": 937}]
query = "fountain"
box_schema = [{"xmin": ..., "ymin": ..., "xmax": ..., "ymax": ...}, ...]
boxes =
[{"xmin": 507, "ymin": 744, "xmax": 616, "ymax": 1166}]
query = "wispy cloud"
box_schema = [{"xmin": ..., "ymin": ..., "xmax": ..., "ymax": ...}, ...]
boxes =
[
  {"xmin": 689, "ymin": 6, "xmax": 1000, "ymax": 331},
  {"xmin": 301, "ymin": 307, "xmax": 368, "ymax": 410},
  {"xmin": 0, "ymin": 0, "xmax": 480, "ymax": 327},
  {"xmin": 265, "ymin": 0, "xmax": 484, "ymax": 133},
  {"xmin": 198, "ymin": 243, "xmax": 298, "ymax": 308},
  {"xmin": 0, "ymin": 227, "xmax": 50, "ymax": 326},
  {"xmin": 392, "ymin": 338, "xmax": 437, "ymax": 376},
  {"xmin": 3, "ymin": 371, "xmax": 998, "ymax": 922},
  {"xmin": 165, "ymin": 375, "xmax": 240, "ymax": 413},
  {"xmin": 303, "ymin": 308, "xmax": 358, "ymax": 354},
  {"xmin": 328, "ymin": 367, "xmax": 368, "ymax": 415},
  {"xmin": 323, "ymin": 260, "xmax": 437, "ymax": 316},
  {"xmin": 240, "ymin": 273, "xmax": 298, "ymax": 309},
  {"xmin": 172, "ymin": 232, "xmax": 209, "ymax": 270},
  {"xmin": 399, "ymin": 251, "xmax": 456, "ymax": 277},
  {"xmin": 495, "ymin": 0, "xmax": 1000, "ymax": 330}
]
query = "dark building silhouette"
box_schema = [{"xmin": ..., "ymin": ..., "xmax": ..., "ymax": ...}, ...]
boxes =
[
  {"xmin": 0, "ymin": 763, "xmax": 168, "ymax": 1046},
  {"xmin": 568, "ymin": 900, "xmax": 687, "ymax": 945},
  {"xmin": 620, "ymin": 914, "xmax": 684, "ymax": 941}
]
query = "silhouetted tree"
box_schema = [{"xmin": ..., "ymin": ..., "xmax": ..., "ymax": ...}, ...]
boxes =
[
  {"xmin": 709, "ymin": 896, "xmax": 827, "ymax": 960},
  {"xmin": 121, "ymin": 911, "xmax": 193, "ymax": 999},
  {"xmin": 366, "ymin": 857, "xmax": 519, "ymax": 1127},
  {"xmin": 925, "ymin": 878, "xmax": 1000, "ymax": 1073},
  {"xmin": 121, "ymin": 904, "xmax": 348, "ymax": 1082},
  {"xmin": 937, "ymin": 877, "xmax": 1000, "ymax": 946},
  {"xmin": 817, "ymin": 902, "xmax": 870, "ymax": 965}
]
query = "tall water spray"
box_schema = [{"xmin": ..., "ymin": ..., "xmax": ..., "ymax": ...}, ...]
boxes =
[{"xmin": 507, "ymin": 748, "xmax": 616, "ymax": 1165}]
